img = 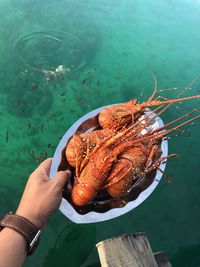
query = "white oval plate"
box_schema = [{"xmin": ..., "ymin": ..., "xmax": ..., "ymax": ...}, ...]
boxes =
[{"xmin": 49, "ymin": 105, "xmax": 168, "ymax": 224}]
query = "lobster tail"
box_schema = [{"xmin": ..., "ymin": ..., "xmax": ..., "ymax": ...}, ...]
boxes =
[
  {"xmin": 71, "ymin": 182, "xmax": 97, "ymax": 206},
  {"xmin": 105, "ymin": 157, "xmax": 134, "ymax": 197}
]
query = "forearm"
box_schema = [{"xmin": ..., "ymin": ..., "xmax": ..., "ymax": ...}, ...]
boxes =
[
  {"xmin": 0, "ymin": 159, "xmax": 70, "ymax": 266},
  {"xmin": 0, "ymin": 228, "xmax": 27, "ymax": 267}
]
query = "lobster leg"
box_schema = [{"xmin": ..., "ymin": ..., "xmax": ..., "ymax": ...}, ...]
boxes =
[
  {"xmin": 104, "ymin": 145, "xmax": 147, "ymax": 197},
  {"xmin": 105, "ymin": 111, "xmax": 199, "ymax": 196},
  {"xmin": 144, "ymin": 145, "xmax": 159, "ymax": 169},
  {"xmin": 156, "ymin": 166, "xmax": 173, "ymax": 183},
  {"xmin": 144, "ymin": 154, "xmax": 177, "ymax": 175},
  {"xmin": 142, "ymin": 153, "xmax": 178, "ymax": 184},
  {"xmin": 78, "ymin": 106, "xmax": 162, "ymax": 172},
  {"xmin": 104, "ymin": 158, "xmax": 133, "ymax": 187}
]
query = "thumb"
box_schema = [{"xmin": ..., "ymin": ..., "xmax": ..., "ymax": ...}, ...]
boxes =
[
  {"xmin": 31, "ymin": 158, "xmax": 52, "ymax": 181},
  {"xmin": 34, "ymin": 158, "xmax": 52, "ymax": 177},
  {"xmin": 53, "ymin": 170, "xmax": 71, "ymax": 189}
]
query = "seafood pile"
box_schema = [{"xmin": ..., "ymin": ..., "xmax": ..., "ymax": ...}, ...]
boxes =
[{"xmin": 65, "ymin": 84, "xmax": 200, "ymax": 207}]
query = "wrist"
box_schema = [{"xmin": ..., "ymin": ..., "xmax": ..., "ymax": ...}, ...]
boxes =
[
  {"xmin": 1, "ymin": 226, "xmax": 27, "ymax": 250},
  {"xmin": 15, "ymin": 208, "xmax": 44, "ymax": 229},
  {"xmin": 0, "ymin": 212, "xmax": 42, "ymax": 255}
]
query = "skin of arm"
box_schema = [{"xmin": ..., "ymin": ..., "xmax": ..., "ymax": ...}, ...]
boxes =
[{"xmin": 0, "ymin": 158, "xmax": 71, "ymax": 267}]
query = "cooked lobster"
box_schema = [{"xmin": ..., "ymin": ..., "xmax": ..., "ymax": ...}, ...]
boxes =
[
  {"xmin": 99, "ymin": 75, "xmax": 200, "ymax": 129},
  {"xmin": 66, "ymin": 103, "xmax": 199, "ymax": 206}
]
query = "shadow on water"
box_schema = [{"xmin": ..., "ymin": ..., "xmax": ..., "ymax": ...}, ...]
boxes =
[
  {"xmin": 5, "ymin": 73, "xmax": 53, "ymax": 118},
  {"xmin": 120, "ymin": 84, "xmax": 139, "ymax": 101},
  {"xmin": 171, "ymin": 242, "xmax": 200, "ymax": 267},
  {"xmin": 44, "ymin": 223, "xmax": 96, "ymax": 267},
  {"xmin": 84, "ymin": 263, "xmax": 101, "ymax": 267}
]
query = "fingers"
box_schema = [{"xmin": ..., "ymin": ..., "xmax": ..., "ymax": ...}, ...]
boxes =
[
  {"xmin": 52, "ymin": 170, "xmax": 71, "ymax": 189},
  {"xmin": 32, "ymin": 158, "xmax": 71, "ymax": 190}
]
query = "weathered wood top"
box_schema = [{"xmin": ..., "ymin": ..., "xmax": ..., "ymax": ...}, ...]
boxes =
[{"xmin": 96, "ymin": 232, "xmax": 172, "ymax": 267}]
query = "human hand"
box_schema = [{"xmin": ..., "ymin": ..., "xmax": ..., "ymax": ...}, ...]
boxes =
[{"xmin": 16, "ymin": 158, "xmax": 71, "ymax": 229}]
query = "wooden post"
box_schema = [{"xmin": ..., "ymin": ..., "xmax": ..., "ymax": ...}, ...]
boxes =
[
  {"xmin": 154, "ymin": 251, "xmax": 172, "ymax": 267},
  {"xmin": 96, "ymin": 232, "xmax": 159, "ymax": 267}
]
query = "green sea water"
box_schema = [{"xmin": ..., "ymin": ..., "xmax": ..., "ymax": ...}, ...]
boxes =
[{"xmin": 0, "ymin": 0, "xmax": 200, "ymax": 266}]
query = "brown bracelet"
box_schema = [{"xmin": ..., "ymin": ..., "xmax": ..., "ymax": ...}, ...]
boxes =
[{"xmin": 0, "ymin": 212, "xmax": 41, "ymax": 255}]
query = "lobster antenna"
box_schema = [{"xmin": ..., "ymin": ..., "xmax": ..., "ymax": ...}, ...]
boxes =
[
  {"xmin": 131, "ymin": 112, "xmax": 200, "ymax": 144},
  {"xmin": 177, "ymin": 73, "xmax": 200, "ymax": 98},
  {"xmin": 187, "ymin": 73, "xmax": 200, "ymax": 88},
  {"xmin": 143, "ymin": 103, "xmax": 172, "ymax": 129},
  {"xmin": 130, "ymin": 105, "xmax": 164, "ymax": 129},
  {"xmin": 141, "ymin": 89, "xmax": 198, "ymax": 133},
  {"xmin": 116, "ymin": 102, "xmax": 184, "ymax": 144},
  {"xmin": 157, "ymin": 87, "xmax": 178, "ymax": 93},
  {"xmin": 146, "ymin": 72, "xmax": 200, "ymax": 106},
  {"xmin": 115, "ymin": 105, "xmax": 166, "ymax": 141},
  {"xmin": 149, "ymin": 109, "xmax": 199, "ymax": 135},
  {"xmin": 142, "ymin": 94, "xmax": 200, "ymax": 109},
  {"xmin": 80, "ymin": 105, "xmax": 169, "ymax": 171},
  {"xmin": 147, "ymin": 71, "xmax": 158, "ymax": 102},
  {"xmin": 80, "ymin": 108, "xmax": 198, "ymax": 171},
  {"xmin": 126, "ymin": 102, "xmax": 182, "ymax": 140},
  {"xmin": 156, "ymin": 114, "xmax": 200, "ymax": 139}
]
